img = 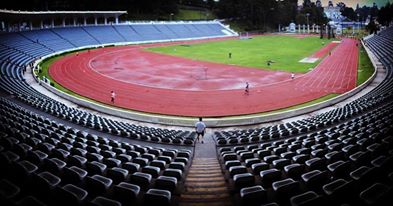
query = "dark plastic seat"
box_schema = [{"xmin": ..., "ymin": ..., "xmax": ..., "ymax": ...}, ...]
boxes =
[
  {"xmin": 142, "ymin": 166, "xmax": 161, "ymax": 178},
  {"xmin": 305, "ymin": 158, "xmax": 325, "ymax": 171},
  {"xmin": 86, "ymin": 161, "xmax": 107, "ymax": 176},
  {"xmin": 251, "ymin": 162, "xmax": 269, "ymax": 174},
  {"xmin": 130, "ymin": 172, "xmax": 152, "ymax": 190},
  {"xmin": 155, "ymin": 176, "xmax": 177, "ymax": 192},
  {"xmin": 89, "ymin": 196, "xmax": 121, "ymax": 206},
  {"xmin": 85, "ymin": 175, "xmax": 113, "ymax": 196},
  {"xmin": 122, "ymin": 162, "xmax": 140, "ymax": 174},
  {"xmin": 157, "ymin": 156, "xmax": 172, "ymax": 164},
  {"xmin": 225, "ymin": 160, "xmax": 242, "ymax": 170},
  {"xmin": 284, "ymin": 163, "xmax": 305, "ymax": 179},
  {"xmin": 168, "ymin": 162, "xmax": 185, "ymax": 171},
  {"xmin": 233, "ymin": 172, "xmax": 255, "ymax": 190},
  {"xmin": 63, "ymin": 166, "xmax": 88, "ymax": 184},
  {"xmin": 240, "ymin": 185, "xmax": 266, "ymax": 206},
  {"xmin": 260, "ymin": 168, "xmax": 282, "ymax": 187},
  {"xmin": 133, "ymin": 157, "xmax": 149, "ymax": 167},
  {"xmin": 359, "ymin": 183, "xmax": 391, "ymax": 205},
  {"xmin": 327, "ymin": 160, "xmax": 351, "ymax": 179},
  {"xmin": 322, "ymin": 179, "xmax": 352, "ymax": 204},
  {"xmin": 103, "ymin": 158, "xmax": 121, "ymax": 168},
  {"xmin": 245, "ymin": 158, "xmax": 260, "ymax": 167},
  {"xmin": 16, "ymin": 195, "xmax": 46, "ymax": 206},
  {"xmin": 107, "ymin": 167, "xmax": 129, "ymax": 183},
  {"xmin": 162, "ymin": 168, "xmax": 182, "ymax": 180},
  {"xmin": 290, "ymin": 191, "xmax": 322, "ymax": 206},
  {"xmin": 272, "ymin": 178, "xmax": 300, "ymax": 199},
  {"xmin": 229, "ymin": 165, "xmax": 248, "ymax": 177},
  {"xmin": 12, "ymin": 160, "xmax": 38, "ymax": 183},
  {"xmin": 32, "ymin": 171, "xmax": 61, "ymax": 198},
  {"xmin": 272, "ymin": 158, "xmax": 291, "ymax": 170},
  {"xmin": 67, "ymin": 155, "xmax": 87, "ymax": 168},
  {"xmin": 150, "ymin": 160, "xmax": 166, "ymax": 170},
  {"xmin": 113, "ymin": 182, "xmax": 140, "ymax": 205},
  {"xmin": 143, "ymin": 189, "xmax": 171, "ymax": 206},
  {"xmin": 26, "ymin": 150, "xmax": 48, "ymax": 165},
  {"xmin": 0, "ymin": 179, "xmax": 20, "ymax": 200},
  {"xmin": 44, "ymin": 158, "xmax": 66, "ymax": 174},
  {"xmin": 302, "ymin": 170, "xmax": 328, "ymax": 192},
  {"xmin": 55, "ymin": 184, "xmax": 88, "ymax": 206}
]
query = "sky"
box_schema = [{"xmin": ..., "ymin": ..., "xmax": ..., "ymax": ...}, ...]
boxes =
[{"xmin": 316, "ymin": 0, "xmax": 392, "ymax": 8}]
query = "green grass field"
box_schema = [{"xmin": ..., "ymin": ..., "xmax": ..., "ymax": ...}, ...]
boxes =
[
  {"xmin": 357, "ymin": 45, "xmax": 375, "ymax": 86},
  {"xmin": 146, "ymin": 35, "xmax": 335, "ymax": 73}
]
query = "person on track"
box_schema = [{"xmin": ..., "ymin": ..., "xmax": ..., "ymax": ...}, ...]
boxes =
[
  {"xmin": 111, "ymin": 91, "xmax": 116, "ymax": 104},
  {"xmin": 195, "ymin": 117, "xmax": 206, "ymax": 143},
  {"xmin": 245, "ymin": 82, "xmax": 249, "ymax": 95},
  {"xmin": 291, "ymin": 73, "xmax": 295, "ymax": 80}
]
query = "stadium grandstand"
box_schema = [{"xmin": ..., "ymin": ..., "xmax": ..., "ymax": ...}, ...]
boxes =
[{"xmin": 1, "ymin": 0, "xmax": 393, "ymax": 206}]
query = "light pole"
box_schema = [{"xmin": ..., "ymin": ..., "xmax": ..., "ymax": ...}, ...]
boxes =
[
  {"xmin": 357, "ymin": 13, "xmax": 360, "ymax": 33},
  {"xmin": 169, "ymin": 13, "xmax": 174, "ymax": 21},
  {"xmin": 306, "ymin": 13, "xmax": 310, "ymax": 33}
]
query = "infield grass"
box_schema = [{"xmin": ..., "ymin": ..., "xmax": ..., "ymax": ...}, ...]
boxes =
[{"xmin": 146, "ymin": 35, "xmax": 335, "ymax": 73}]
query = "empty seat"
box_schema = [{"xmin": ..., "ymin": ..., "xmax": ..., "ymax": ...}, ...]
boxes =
[
  {"xmin": 122, "ymin": 162, "xmax": 140, "ymax": 174},
  {"xmin": 284, "ymin": 164, "xmax": 305, "ymax": 179},
  {"xmin": 327, "ymin": 160, "xmax": 351, "ymax": 179},
  {"xmin": 272, "ymin": 159, "xmax": 291, "ymax": 170},
  {"xmin": 290, "ymin": 191, "xmax": 322, "ymax": 206},
  {"xmin": 85, "ymin": 175, "xmax": 113, "ymax": 196},
  {"xmin": 251, "ymin": 162, "xmax": 269, "ymax": 174},
  {"xmin": 130, "ymin": 172, "xmax": 152, "ymax": 190},
  {"xmin": 322, "ymin": 179, "xmax": 352, "ymax": 204},
  {"xmin": 63, "ymin": 166, "xmax": 87, "ymax": 184},
  {"xmin": 67, "ymin": 155, "xmax": 87, "ymax": 168},
  {"xmin": 302, "ymin": 170, "xmax": 328, "ymax": 192},
  {"xmin": 233, "ymin": 173, "xmax": 255, "ymax": 190},
  {"xmin": 86, "ymin": 161, "xmax": 107, "ymax": 176},
  {"xmin": 168, "ymin": 162, "xmax": 185, "ymax": 171},
  {"xmin": 260, "ymin": 169, "xmax": 282, "ymax": 187},
  {"xmin": 142, "ymin": 166, "xmax": 161, "ymax": 178},
  {"xmin": 55, "ymin": 184, "xmax": 88, "ymax": 206},
  {"xmin": 32, "ymin": 171, "xmax": 61, "ymax": 198},
  {"xmin": 155, "ymin": 176, "xmax": 177, "ymax": 192},
  {"xmin": 225, "ymin": 160, "xmax": 242, "ymax": 170},
  {"xmin": 272, "ymin": 178, "xmax": 300, "ymax": 200},
  {"xmin": 113, "ymin": 182, "xmax": 140, "ymax": 205},
  {"xmin": 229, "ymin": 165, "xmax": 248, "ymax": 177},
  {"xmin": 359, "ymin": 183, "xmax": 391, "ymax": 205},
  {"xmin": 240, "ymin": 185, "xmax": 266, "ymax": 206},
  {"xmin": 162, "ymin": 168, "xmax": 182, "ymax": 180},
  {"xmin": 305, "ymin": 158, "xmax": 325, "ymax": 171},
  {"xmin": 89, "ymin": 196, "xmax": 121, "ymax": 206},
  {"xmin": 107, "ymin": 167, "xmax": 128, "ymax": 183},
  {"xmin": 0, "ymin": 179, "xmax": 20, "ymax": 200},
  {"xmin": 143, "ymin": 189, "xmax": 171, "ymax": 206}
]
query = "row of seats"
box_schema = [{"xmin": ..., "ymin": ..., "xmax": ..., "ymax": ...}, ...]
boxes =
[
  {"xmin": 218, "ymin": 101, "xmax": 393, "ymax": 205},
  {"xmin": 0, "ymin": 97, "xmax": 192, "ymax": 206}
]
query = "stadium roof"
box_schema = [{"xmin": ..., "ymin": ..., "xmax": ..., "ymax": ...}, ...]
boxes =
[{"xmin": 0, "ymin": 9, "xmax": 127, "ymax": 20}]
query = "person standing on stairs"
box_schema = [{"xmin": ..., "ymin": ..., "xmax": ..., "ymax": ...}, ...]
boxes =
[{"xmin": 195, "ymin": 117, "xmax": 206, "ymax": 143}]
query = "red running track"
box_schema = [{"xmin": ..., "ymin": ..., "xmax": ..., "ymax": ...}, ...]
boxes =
[{"xmin": 49, "ymin": 38, "xmax": 358, "ymax": 117}]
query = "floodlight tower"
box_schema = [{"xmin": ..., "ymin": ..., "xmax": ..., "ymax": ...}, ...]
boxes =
[{"xmin": 306, "ymin": 13, "xmax": 310, "ymax": 33}]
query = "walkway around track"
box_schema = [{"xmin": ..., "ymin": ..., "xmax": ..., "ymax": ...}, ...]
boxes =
[{"xmin": 179, "ymin": 133, "xmax": 233, "ymax": 206}]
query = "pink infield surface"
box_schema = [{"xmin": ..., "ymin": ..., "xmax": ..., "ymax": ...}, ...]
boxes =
[{"xmin": 49, "ymin": 38, "xmax": 359, "ymax": 117}]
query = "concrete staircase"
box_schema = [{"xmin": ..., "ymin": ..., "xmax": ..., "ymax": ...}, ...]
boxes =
[{"xmin": 179, "ymin": 157, "xmax": 232, "ymax": 206}]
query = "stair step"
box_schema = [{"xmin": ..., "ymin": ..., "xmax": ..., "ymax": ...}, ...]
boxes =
[
  {"xmin": 184, "ymin": 187, "xmax": 228, "ymax": 193},
  {"xmin": 181, "ymin": 193, "xmax": 230, "ymax": 200},
  {"xmin": 186, "ymin": 176, "xmax": 225, "ymax": 182}
]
